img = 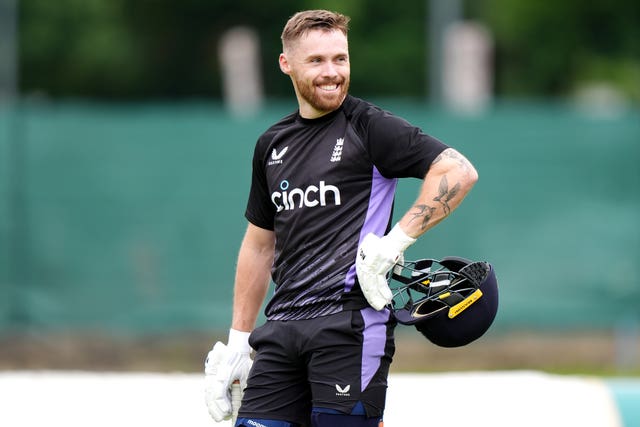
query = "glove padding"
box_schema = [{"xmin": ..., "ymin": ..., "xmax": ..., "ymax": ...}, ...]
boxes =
[
  {"xmin": 204, "ymin": 340, "xmax": 252, "ymax": 422},
  {"xmin": 356, "ymin": 224, "xmax": 416, "ymax": 310}
]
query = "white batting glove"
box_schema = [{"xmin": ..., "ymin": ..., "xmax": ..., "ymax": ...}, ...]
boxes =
[
  {"xmin": 356, "ymin": 224, "xmax": 416, "ymax": 310},
  {"xmin": 204, "ymin": 329, "xmax": 253, "ymax": 422}
]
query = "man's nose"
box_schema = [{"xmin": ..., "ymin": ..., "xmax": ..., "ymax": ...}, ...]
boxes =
[{"xmin": 320, "ymin": 62, "xmax": 339, "ymax": 77}]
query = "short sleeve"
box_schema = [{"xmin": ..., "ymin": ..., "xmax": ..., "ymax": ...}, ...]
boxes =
[
  {"xmin": 244, "ymin": 141, "xmax": 276, "ymax": 230},
  {"xmin": 366, "ymin": 110, "xmax": 448, "ymax": 179}
]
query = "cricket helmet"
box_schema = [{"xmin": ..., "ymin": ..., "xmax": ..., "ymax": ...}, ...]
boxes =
[{"xmin": 389, "ymin": 256, "xmax": 498, "ymax": 347}]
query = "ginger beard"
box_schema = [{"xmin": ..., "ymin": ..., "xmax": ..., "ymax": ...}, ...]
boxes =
[
  {"xmin": 281, "ymin": 29, "xmax": 350, "ymax": 117},
  {"xmin": 292, "ymin": 71, "xmax": 350, "ymax": 114}
]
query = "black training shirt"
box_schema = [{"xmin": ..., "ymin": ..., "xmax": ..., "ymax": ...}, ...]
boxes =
[{"xmin": 245, "ymin": 95, "xmax": 448, "ymax": 320}]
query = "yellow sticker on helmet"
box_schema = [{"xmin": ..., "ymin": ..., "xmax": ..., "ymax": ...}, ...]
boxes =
[{"xmin": 448, "ymin": 289, "xmax": 483, "ymax": 319}]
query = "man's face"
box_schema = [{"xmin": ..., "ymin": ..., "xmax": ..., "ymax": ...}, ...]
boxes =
[{"xmin": 280, "ymin": 29, "xmax": 350, "ymax": 118}]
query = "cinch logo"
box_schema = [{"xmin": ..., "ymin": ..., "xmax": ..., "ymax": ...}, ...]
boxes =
[
  {"xmin": 271, "ymin": 180, "xmax": 341, "ymax": 212},
  {"xmin": 335, "ymin": 384, "xmax": 351, "ymax": 397}
]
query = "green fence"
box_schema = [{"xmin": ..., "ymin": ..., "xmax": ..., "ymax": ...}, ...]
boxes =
[{"xmin": 0, "ymin": 100, "xmax": 638, "ymax": 334}]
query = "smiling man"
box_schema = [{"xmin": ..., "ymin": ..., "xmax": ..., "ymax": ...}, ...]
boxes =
[
  {"xmin": 279, "ymin": 16, "xmax": 350, "ymax": 118},
  {"xmin": 204, "ymin": 9, "xmax": 479, "ymax": 427}
]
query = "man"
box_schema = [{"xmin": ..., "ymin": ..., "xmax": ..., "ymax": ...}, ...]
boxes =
[{"xmin": 205, "ymin": 9, "xmax": 478, "ymax": 427}]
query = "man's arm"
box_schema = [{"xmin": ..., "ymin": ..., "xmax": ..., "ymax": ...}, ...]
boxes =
[
  {"xmin": 398, "ymin": 147, "xmax": 478, "ymax": 238},
  {"xmin": 205, "ymin": 224, "xmax": 273, "ymax": 422},
  {"xmin": 231, "ymin": 222, "xmax": 275, "ymax": 332},
  {"xmin": 356, "ymin": 147, "xmax": 478, "ymax": 310}
]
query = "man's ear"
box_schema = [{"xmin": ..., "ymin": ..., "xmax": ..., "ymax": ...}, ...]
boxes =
[{"xmin": 279, "ymin": 53, "xmax": 291, "ymax": 75}]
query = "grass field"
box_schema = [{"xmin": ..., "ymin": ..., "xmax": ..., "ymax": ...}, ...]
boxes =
[{"xmin": 1, "ymin": 330, "xmax": 638, "ymax": 376}]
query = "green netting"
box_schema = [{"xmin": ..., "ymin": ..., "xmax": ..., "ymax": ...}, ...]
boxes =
[{"xmin": 0, "ymin": 100, "xmax": 638, "ymax": 334}]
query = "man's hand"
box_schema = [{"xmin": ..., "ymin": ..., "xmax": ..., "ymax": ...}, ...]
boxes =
[
  {"xmin": 204, "ymin": 330, "xmax": 253, "ymax": 422},
  {"xmin": 356, "ymin": 224, "xmax": 416, "ymax": 310}
]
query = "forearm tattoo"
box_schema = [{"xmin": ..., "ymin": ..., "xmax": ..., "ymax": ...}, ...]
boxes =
[
  {"xmin": 408, "ymin": 175, "xmax": 460, "ymax": 229},
  {"xmin": 433, "ymin": 175, "xmax": 460, "ymax": 215},
  {"xmin": 408, "ymin": 204, "xmax": 436, "ymax": 230},
  {"xmin": 408, "ymin": 149, "xmax": 469, "ymax": 230}
]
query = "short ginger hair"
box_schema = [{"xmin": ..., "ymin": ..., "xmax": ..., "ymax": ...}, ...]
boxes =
[{"xmin": 281, "ymin": 10, "xmax": 350, "ymax": 52}]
